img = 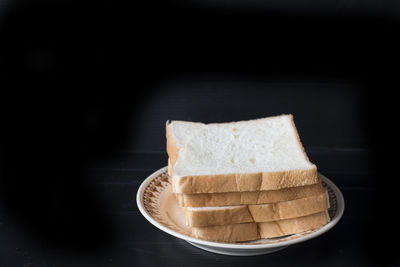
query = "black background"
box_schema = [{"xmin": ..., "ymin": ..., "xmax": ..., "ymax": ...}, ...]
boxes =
[{"xmin": 0, "ymin": 0, "xmax": 399, "ymax": 266}]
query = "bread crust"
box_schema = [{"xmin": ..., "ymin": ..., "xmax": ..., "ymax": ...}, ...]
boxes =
[
  {"xmin": 176, "ymin": 181, "xmax": 324, "ymax": 207},
  {"xmin": 173, "ymin": 168, "xmax": 318, "ymax": 194},
  {"xmin": 184, "ymin": 205, "xmax": 253, "ymax": 227},
  {"xmin": 248, "ymin": 189, "xmax": 329, "ymax": 223},
  {"xmin": 191, "ymin": 211, "xmax": 329, "ymax": 242},
  {"xmin": 166, "ymin": 120, "xmax": 179, "ymax": 177},
  {"xmin": 288, "ymin": 114, "xmax": 314, "ymax": 166},
  {"xmin": 166, "ymin": 116, "xmax": 319, "ymax": 194},
  {"xmin": 258, "ymin": 211, "xmax": 329, "ymax": 238},
  {"xmin": 183, "ymin": 190, "xmax": 328, "ymax": 227},
  {"xmin": 191, "ymin": 223, "xmax": 260, "ymax": 242}
]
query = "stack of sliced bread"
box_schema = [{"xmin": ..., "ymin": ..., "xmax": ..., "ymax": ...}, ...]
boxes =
[{"xmin": 166, "ymin": 114, "xmax": 330, "ymax": 242}]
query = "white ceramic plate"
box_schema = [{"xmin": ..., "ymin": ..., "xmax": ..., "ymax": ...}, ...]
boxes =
[{"xmin": 136, "ymin": 167, "xmax": 344, "ymax": 256}]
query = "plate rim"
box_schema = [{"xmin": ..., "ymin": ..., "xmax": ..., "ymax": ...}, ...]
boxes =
[{"xmin": 136, "ymin": 166, "xmax": 345, "ymax": 249}]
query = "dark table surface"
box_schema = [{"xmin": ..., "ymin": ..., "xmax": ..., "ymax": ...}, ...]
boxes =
[
  {"xmin": 0, "ymin": 147, "xmax": 385, "ymax": 266},
  {"xmin": 1, "ymin": 1, "xmax": 399, "ymax": 266},
  {"xmin": 0, "ymin": 81, "xmax": 396, "ymax": 266}
]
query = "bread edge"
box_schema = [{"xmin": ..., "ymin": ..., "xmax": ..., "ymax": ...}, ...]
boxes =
[{"xmin": 166, "ymin": 115, "xmax": 319, "ymax": 194}]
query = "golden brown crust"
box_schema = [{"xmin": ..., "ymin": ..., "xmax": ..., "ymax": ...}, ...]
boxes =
[
  {"xmin": 182, "ymin": 190, "xmax": 328, "ymax": 227},
  {"xmin": 258, "ymin": 211, "xmax": 328, "ymax": 238},
  {"xmin": 176, "ymin": 182, "xmax": 324, "ymax": 207},
  {"xmin": 191, "ymin": 212, "xmax": 329, "ymax": 242},
  {"xmin": 184, "ymin": 205, "xmax": 254, "ymax": 227},
  {"xmin": 191, "ymin": 223, "xmax": 260, "ymax": 242},
  {"xmin": 173, "ymin": 168, "xmax": 318, "ymax": 194},
  {"xmin": 247, "ymin": 189, "xmax": 328, "ymax": 222}
]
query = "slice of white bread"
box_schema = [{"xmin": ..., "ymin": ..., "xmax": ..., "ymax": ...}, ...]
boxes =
[
  {"xmin": 183, "ymin": 189, "xmax": 329, "ymax": 227},
  {"xmin": 166, "ymin": 115, "xmax": 318, "ymax": 194},
  {"xmin": 191, "ymin": 222, "xmax": 260, "ymax": 243},
  {"xmin": 184, "ymin": 205, "xmax": 254, "ymax": 227},
  {"xmin": 258, "ymin": 211, "xmax": 330, "ymax": 238},
  {"xmin": 191, "ymin": 211, "xmax": 329, "ymax": 242},
  {"xmin": 248, "ymin": 189, "xmax": 329, "ymax": 223},
  {"xmin": 176, "ymin": 180, "xmax": 324, "ymax": 207}
]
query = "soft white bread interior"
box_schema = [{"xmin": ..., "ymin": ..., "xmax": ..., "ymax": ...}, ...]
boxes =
[
  {"xmin": 167, "ymin": 115, "xmax": 318, "ymax": 194},
  {"xmin": 183, "ymin": 189, "xmax": 329, "ymax": 227},
  {"xmin": 191, "ymin": 211, "xmax": 329, "ymax": 242},
  {"xmin": 176, "ymin": 180, "xmax": 324, "ymax": 207}
]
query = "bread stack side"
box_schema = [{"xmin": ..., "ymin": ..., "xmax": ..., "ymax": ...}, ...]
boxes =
[
  {"xmin": 166, "ymin": 115, "xmax": 330, "ymax": 242},
  {"xmin": 184, "ymin": 189, "xmax": 329, "ymax": 227},
  {"xmin": 192, "ymin": 212, "xmax": 330, "ymax": 242}
]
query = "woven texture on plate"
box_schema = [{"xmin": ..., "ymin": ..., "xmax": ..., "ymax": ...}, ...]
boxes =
[{"xmin": 142, "ymin": 170, "xmax": 337, "ymax": 245}]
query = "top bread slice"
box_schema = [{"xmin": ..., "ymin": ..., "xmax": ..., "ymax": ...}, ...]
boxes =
[{"xmin": 167, "ymin": 114, "xmax": 318, "ymax": 194}]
